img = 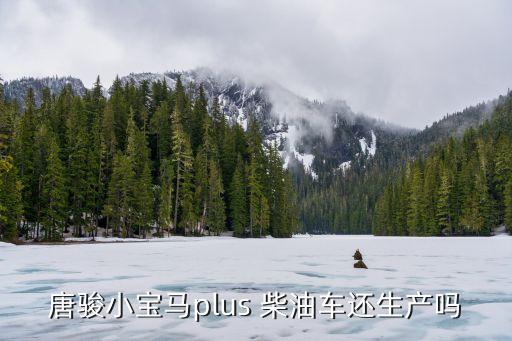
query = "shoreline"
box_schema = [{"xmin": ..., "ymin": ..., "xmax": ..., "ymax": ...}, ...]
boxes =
[{"xmin": 3, "ymin": 232, "xmax": 509, "ymax": 246}]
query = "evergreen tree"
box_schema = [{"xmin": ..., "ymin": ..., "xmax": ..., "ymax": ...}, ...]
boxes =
[
  {"xmin": 374, "ymin": 95, "xmax": 512, "ymax": 236},
  {"xmin": 247, "ymin": 117, "xmax": 265, "ymax": 178},
  {"xmin": 423, "ymin": 157, "xmax": 439, "ymax": 234},
  {"xmin": 0, "ymin": 90, "xmax": 22, "ymax": 241},
  {"xmin": 14, "ymin": 89, "xmax": 37, "ymax": 229},
  {"xmin": 2, "ymin": 76, "xmax": 301, "ymax": 240},
  {"xmin": 460, "ymin": 165, "xmax": 491, "ymax": 235},
  {"xmin": 171, "ymin": 102, "xmax": 195, "ymax": 234},
  {"xmin": 190, "ymin": 85, "xmax": 208, "ymax": 152},
  {"xmin": 206, "ymin": 159, "xmax": 226, "ymax": 235},
  {"xmin": 41, "ymin": 134, "xmax": 66, "ymax": 241},
  {"xmin": 109, "ymin": 76, "xmax": 129, "ymax": 151},
  {"xmin": 0, "ymin": 98, "xmax": 16, "ymax": 155},
  {"xmin": 193, "ymin": 115, "xmax": 220, "ymax": 234},
  {"xmin": 126, "ymin": 114, "xmax": 153, "ymax": 238},
  {"xmin": 460, "ymin": 190, "xmax": 485, "ymax": 235},
  {"xmin": 407, "ymin": 162, "xmax": 426, "ymax": 235},
  {"xmin": 493, "ymin": 135, "xmax": 511, "ymax": 220},
  {"xmin": 267, "ymin": 143, "xmax": 288, "ymax": 237},
  {"xmin": 504, "ymin": 175, "xmax": 512, "ymax": 233},
  {"xmin": 211, "ymin": 97, "xmax": 227, "ymax": 151},
  {"xmin": 33, "ymin": 123, "xmax": 56, "ymax": 240},
  {"xmin": 149, "ymin": 79, "xmax": 170, "ymax": 117},
  {"xmin": 50, "ymin": 85, "xmax": 73, "ymax": 156},
  {"xmin": 157, "ymin": 158, "xmax": 174, "ymax": 236},
  {"xmin": 66, "ymin": 98, "xmax": 90, "ymax": 237},
  {"xmin": 101, "ymin": 101, "xmax": 118, "ymax": 189},
  {"xmin": 221, "ymin": 125, "xmax": 237, "ymax": 195},
  {"xmin": 150, "ymin": 102, "xmax": 172, "ymax": 167},
  {"xmin": 282, "ymin": 171, "xmax": 299, "ymax": 236},
  {"xmin": 193, "ymin": 146, "xmax": 208, "ymax": 233},
  {"xmin": 248, "ymin": 155, "xmax": 269, "ymax": 237},
  {"xmin": 90, "ymin": 76, "xmax": 106, "ymax": 117},
  {"xmin": 436, "ymin": 168, "xmax": 452, "ymax": 235},
  {"xmin": 372, "ymin": 195, "xmax": 384, "ymax": 236},
  {"xmin": 173, "ymin": 76, "xmax": 192, "ymax": 136},
  {"xmin": 86, "ymin": 107, "xmax": 104, "ymax": 237},
  {"xmin": 0, "ymin": 155, "xmax": 22, "ymax": 241},
  {"xmin": 395, "ymin": 173, "xmax": 409, "ymax": 235},
  {"xmin": 104, "ymin": 153, "xmax": 135, "ymax": 237},
  {"xmin": 229, "ymin": 156, "xmax": 247, "ymax": 237},
  {"xmin": 245, "ymin": 116, "xmax": 269, "ymax": 237}
]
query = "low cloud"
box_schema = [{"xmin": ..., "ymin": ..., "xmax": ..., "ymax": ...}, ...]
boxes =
[{"xmin": 1, "ymin": 0, "xmax": 511, "ymax": 128}]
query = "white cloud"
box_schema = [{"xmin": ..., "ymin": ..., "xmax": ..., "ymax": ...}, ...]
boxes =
[{"xmin": 1, "ymin": 0, "xmax": 511, "ymax": 128}]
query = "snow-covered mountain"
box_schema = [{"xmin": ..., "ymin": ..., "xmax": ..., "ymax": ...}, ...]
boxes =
[
  {"xmin": 3, "ymin": 76, "xmax": 86, "ymax": 107},
  {"xmin": 119, "ymin": 69, "xmax": 273, "ymax": 133},
  {"xmin": 117, "ymin": 68, "xmax": 398, "ymax": 179},
  {"xmin": 2, "ymin": 69, "xmax": 409, "ymax": 179}
]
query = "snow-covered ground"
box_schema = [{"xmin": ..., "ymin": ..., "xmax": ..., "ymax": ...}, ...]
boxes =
[{"xmin": 0, "ymin": 235, "xmax": 511, "ymax": 340}]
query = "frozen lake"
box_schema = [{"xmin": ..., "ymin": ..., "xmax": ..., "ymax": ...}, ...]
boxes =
[{"xmin": 0, "ymin": 235, "xmax": 511, "ymax": 340}]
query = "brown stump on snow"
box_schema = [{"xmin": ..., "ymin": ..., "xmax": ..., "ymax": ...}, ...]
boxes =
[
  {"xmin": 353, "ymin": 249, "xmax": 363, "ymax": 261},
  {"xmin": 353, "ymin": 249, "xmax": 367, "ymax": 269},
  {"xmin": 353, "ymin": 260, "xmax": 368, "ymax": 269}
]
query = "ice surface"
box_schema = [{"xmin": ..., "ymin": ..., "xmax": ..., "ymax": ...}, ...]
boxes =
[{"xmin": 0, "ymin": 235, "xmax": 511, "ymax": 340}]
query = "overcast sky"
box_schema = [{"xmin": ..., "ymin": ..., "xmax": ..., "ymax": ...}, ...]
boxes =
[{"xmin": 1, "ymin": 0, "xmax": 511, "ymax": 128}]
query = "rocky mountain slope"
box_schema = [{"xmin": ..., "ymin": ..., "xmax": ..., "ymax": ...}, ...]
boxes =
[
  {"xmin": 117, "ymin": 69, "xmax": 412, "ymax": 180},
  {"xmin": 2, "ymin": 69, "xmax": 505, "ymax": 233},
  {"xmin": 2, "ymin": 70, "xmax": 400, "ymax": 178},
  {"xmin": 3, "ymin": 76, "xmax": 86, "ymax": 107}
]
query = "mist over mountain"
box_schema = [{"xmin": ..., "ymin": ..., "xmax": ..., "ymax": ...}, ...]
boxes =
[
  {"xmin": 3, "ymin": 69, "xmax": 415, "ymax": 177},
  {"xmin": 2, "ymin": 69, "xmax": 506, "ymax": 233},
  {"xmin": 3, "ymin": 68, "xmax": 499, "ymax": 179},
  {"xmin": 0, "ymin": 68, "xmax": 396, "ymax": 176}
]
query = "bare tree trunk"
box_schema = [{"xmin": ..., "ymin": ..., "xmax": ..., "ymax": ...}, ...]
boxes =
[
  {"xmin": 36, "ymin": 177, "xmax": 42, "ymax": 240},
  {"xmin": 249, "ymin": 214, "xmax": 253, "ymax": 238},
  {"xmin": 105, "ymin": 216, "xmax": 109, "ymax": 238},
  {"xmin": 259, "ymin": 204, "xmax": 263, "ymax": 238},
  {"xmin": 200, "ymin": 201, "xmax": 207, "ymax": 235}
]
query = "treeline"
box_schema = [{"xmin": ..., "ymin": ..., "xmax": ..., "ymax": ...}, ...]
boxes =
[
  {"xmin": 295, "ymin": 153, "xmax": 385, "ymax": 234},
  {"xmin": 296, "ymin": 95, "xmax": 510, "ymax": 236},
  {"xmin": 373, "ymin": 94, "xmax": 512, "ymax": 236},
  {"xmin": 295, "ymin": 119, "xmax": 419, "ymax": 235},
  {"xmin": 0, "ymin": 76, "xmax": 298, "ymax": 242}
]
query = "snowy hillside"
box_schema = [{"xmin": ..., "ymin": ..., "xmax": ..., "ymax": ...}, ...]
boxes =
[
  {"xmin": 2, "ymin": 69, "xmax": 408, "ymax": 179},
  {"xmin": 3, "ymin": 76, "xmax": 86, "ymax": 107},
  {"xmin": 119, "ymin": 68, "xmax": 392, "ymax": 179},
  {"xmin": 120, "ymin": 69, "xmax": 273, "ymax": 134}
]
